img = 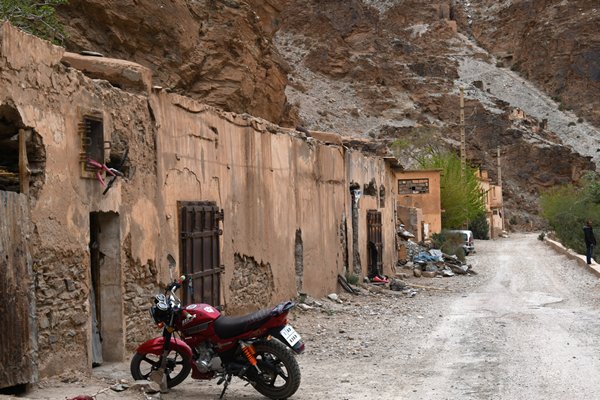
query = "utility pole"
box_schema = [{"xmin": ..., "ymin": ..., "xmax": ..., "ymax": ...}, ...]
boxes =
[
  {"xmin": 497, "ymin": 145, "xmax": 505, "ymax": 232},
  {"xmin": 460, "ymin": 86, "xmax": 466, "ymax": 179},
  {"xmin": 459, "ymin": 86, "xmax": 468, "ymax": 229},
  {"xmin": 497, "ymin": 145, "xmax": 502, "ymax": 187}
]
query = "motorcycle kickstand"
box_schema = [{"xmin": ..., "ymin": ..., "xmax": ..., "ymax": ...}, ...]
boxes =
[{"xmin": 218, "ymin": 374, "xmax": 233, "ymax": 399}]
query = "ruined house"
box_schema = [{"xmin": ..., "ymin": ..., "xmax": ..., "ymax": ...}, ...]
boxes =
[
  {"xmin": 395, "ymin": 169, "xmax": 443, "ymax": 242},
  {"xmin": 0, "ymin": 23, "xmax": 401, "ymax": 387}
]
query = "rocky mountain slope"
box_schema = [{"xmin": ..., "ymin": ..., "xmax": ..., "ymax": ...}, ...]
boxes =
[
  {"xmin": 457, "ymin": 0, "xmax": 600, "ymax": 128},
  {"xmin": 58, "ymin": 0, "xmax": 291, "ymax": 124},
  {"xmin": 56, "ymin": 0, "xmax": 600, "ymax": 229}
]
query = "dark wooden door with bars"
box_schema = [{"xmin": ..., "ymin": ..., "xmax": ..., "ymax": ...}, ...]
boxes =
[
  {"xmin": 367, "ymin": 210, "xmax": 383, "ymax": 277},
  {"xmin": 179, "ymin": 201, "xmax": 223, "ymax": 307}
]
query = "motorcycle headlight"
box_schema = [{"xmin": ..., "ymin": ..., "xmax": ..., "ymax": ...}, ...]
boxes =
[{"xmin": 150, "ymin": 294, "xmax": 171, "ymax": 324}]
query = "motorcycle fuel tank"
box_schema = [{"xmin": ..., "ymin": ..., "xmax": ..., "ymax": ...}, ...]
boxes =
[{"xmin": 179, "ymin": 303, "xmax": 221, "ymax": 336}]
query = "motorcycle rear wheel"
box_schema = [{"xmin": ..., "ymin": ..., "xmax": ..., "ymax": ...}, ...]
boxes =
[
  {"xmin": 249, "ymin": 339, "xmax": 301, "ymax": 399},
  {"xmin": 130, "ymin": 348, "xmax": 191, "ymax": 388}
]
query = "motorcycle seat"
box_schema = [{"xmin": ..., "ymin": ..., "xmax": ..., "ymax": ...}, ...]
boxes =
[
  {"xmin": 213, "ymin": 301, "xmax": 294, "ymax": 339},
  {"xmin": 214, "ymin": 307, "xmax": 272, "ymax": 339}
]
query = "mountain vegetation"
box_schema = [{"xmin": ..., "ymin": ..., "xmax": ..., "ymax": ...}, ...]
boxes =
[{"xmin": 0, "ymin": 0, "xmax": 67, "ymax": 44}]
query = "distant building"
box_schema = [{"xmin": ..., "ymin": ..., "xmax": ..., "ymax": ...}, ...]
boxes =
[
  {"xmin": 477, "ymin": 169, "xmax": 504, "ymax": 238},
  {"xmin": 395, "ymin": 169, "xmax": 442, "ymax": 242}
]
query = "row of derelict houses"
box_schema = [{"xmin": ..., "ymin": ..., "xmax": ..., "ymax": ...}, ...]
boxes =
[{"xmin": 0, "ymin": 23, "xmax": 503, "ymax": 389}]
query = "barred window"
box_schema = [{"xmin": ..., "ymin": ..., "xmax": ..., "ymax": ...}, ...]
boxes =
[{"xmin": 398, "ymin": 178, "xmax": 429, "ymax": 194}]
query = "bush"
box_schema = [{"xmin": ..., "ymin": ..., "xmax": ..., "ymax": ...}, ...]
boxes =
[
  {"xmin": 417, "ymin": 150, "xmax": 485, "ymax": 229},
  {"xmin": 540, "ymin": 171, "xmax": 600, "ymax": 255},
  {"xmin": 0, "ymin": 0, "xmax": 68, "ymax": 44},
  {"xmin": 469, "ymin": 213, "xmax": 489, "ymax": 240},
  {"xmin": 345, "ymin": 272, "xmax": 359, "ymax": 285},
  {"xmin": 432, "ymin": 230, "xmax": 466, "ymax": 262}
]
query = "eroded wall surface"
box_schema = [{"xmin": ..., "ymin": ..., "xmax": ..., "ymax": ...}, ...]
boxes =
[
  {"xmin": 0, "ymin": 22, "xmax": 399, "ymax": 379},
  {"xmin": 396, "ymin": 169, "xmax": 442, "ymax": 235},
  {"xmin": 0, "ymin": 23, "xmax": 160, "ymax": 376},
  {"xmin": 150, "ymin": 93, "xmax": 365, "ymax": 313},
  {"xmin": 345, "ymin": 151, "xmax": 397, "ymax": 278}
]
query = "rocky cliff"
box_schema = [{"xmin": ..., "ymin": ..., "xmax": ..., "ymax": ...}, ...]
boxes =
[
  {"xmin": 56, "ymin": 0, "xmax": 600, "ymax": 229},
  {"xmin": 58, "ymin": 0, "xmax": 290, "ymax": 124},
  {"xmin": 456, "ymin": 0, "xmax": 600, "ymax": 127}
]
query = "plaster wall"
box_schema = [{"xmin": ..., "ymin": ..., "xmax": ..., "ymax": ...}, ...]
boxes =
[
  {"xmin": 345, "ymin": 152, "xmax": 397, "ymax": 278},
  {"xmin": 0, "ymin": 23, "xmax": 401, "ymax": 379},
  {"xmin": 0, "ymin": 23, "xmax": 160, "ymax": 376},
  {"xmin": 395, "ymin": 169, "xmax": 442, "ymax": 235},
  {"xmin": 150, "ymin": 92, "xmax": 353, "ymax": 312}
]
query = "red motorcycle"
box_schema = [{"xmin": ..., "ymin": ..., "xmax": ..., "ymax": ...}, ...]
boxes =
[{"xmin": 130, "ymin": 255, "xmax": 304, "ymax": 399}]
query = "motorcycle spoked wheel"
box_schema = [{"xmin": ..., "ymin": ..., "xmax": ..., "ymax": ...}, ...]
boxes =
[
  {"xmin": 247, "ymin": 339, "xmax": 301, "ymax": 399},
  {"xmin": 130, "ymin": 348, "xmax": 191, "ymax": 388}
]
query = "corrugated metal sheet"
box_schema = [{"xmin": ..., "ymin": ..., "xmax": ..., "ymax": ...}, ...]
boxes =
[{"xmin": 0, "ymin": 191, "xmax": 35, "ymax": 388}]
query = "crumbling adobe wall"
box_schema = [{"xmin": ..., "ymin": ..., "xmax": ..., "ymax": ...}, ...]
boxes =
[
  {"xmin": 150, "ymin": 92, "xmax": 362, "ymax": 306},
  {"xmin": 150, "ymin": 91, "xmax": 398, "ymax": 308},
  {"xmin": 0, "ymin": 20, "xmax": 400, "ymax": 379},
  {"xmin": 0, "ymin": 23, "xmax": 160, "ymax": 376},
  {"xmin": 122, "ymin": 234, "xmax": 160, "ymax": 352},
  {"xmin": 345, "ymin": 150, "xmax": 397, "ymax": 280},
  {"xmin": 229, "ymin": 253, "xmax": 275, "ymax": 314}
]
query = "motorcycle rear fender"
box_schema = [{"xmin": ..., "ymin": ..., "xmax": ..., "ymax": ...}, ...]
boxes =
[
  {"xmin": 135, "ymin": 336, "xmax": 193, "ymax": 359},
  {"xmin": 269, "ymin": 328, "xmax": 305, "ymax": 354}
]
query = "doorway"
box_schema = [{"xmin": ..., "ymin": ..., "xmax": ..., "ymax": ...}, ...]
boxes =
[
  {"xmin": 178, "ymin": 201, "xmax": 223, "ymax": 307},
  {"xmin": 89, "ymin": 212, "xmax": 123, "ymax": 364},
  {"xmin": 367, "ymin": 210, "xmax": 383, "ymax": 277}
]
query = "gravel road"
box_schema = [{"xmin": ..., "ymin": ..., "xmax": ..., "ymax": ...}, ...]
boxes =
[{"xmin": 6, "ymin": 233, "xmax": 600, "ymax": 400}]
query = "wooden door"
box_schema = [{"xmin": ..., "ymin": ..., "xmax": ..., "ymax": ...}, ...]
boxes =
[
  {"xmin": 0, "ymin": 191, "xmax": 35, "ymax": 389},
  {"xmin": 179, "ymin": 201, "xmax": 223, "ymax": 307}
]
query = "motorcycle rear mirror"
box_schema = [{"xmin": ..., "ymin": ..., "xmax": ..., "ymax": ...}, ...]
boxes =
[{"xmin": 167, "ymin": 254, "xmax": 176, "ymax": 269}]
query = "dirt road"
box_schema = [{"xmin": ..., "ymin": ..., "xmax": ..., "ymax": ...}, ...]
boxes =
[{"xmin": 6, "ymin": 233, "xmax": 600, "ymax": 400}]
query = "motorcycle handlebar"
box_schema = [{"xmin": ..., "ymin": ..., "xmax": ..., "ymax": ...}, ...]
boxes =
[{"xmin": 165, "ymin": 275, "xmax": 187, "ymax": 294}]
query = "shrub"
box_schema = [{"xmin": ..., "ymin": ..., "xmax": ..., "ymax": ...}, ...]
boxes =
[
  {"xmin": 432, "ymin": 230, "xmax": 466, "ymax": 262},
  {"xmin": 417, "ymin": 150, "xmax": 485, "ymax": 229},
  {"xmin": 0, "ymin": 0, "xmax": 68, "ymax": 44},
  {"xmin": 540, "ymin": 171, "xmax": 600, "ymax": 255},
  {"xmin": 469, "ymin": 212, "xmax": 490, "ymax": 240},
  {"xmin": 345, "ymin": 272, "xmax": 359, "ymax": 285}
]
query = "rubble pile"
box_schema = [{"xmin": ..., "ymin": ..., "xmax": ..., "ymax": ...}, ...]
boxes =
[
  {"xmin": 410, "ymin": 249, "xmax": 476, "ymax": 278},
  {"xmin": 404, "ymin": 240, "xmax": 425, "ymax": 262}
]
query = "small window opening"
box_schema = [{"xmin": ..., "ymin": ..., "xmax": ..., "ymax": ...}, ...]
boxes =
[
  {"xmin": 379, "ymin": 185, "xmax": 385, "ymax": 208},
  {"xmin": 363, "ymin": 179, "xmax": 377, "ymax": 196},
  {"xmin": 79, "ymin": 114, "xmax": 107, "ymax": 179},
  {"xmin": 0, "ymin": 103, "xmax": 45, "ymax": 195},
  {"xmin": 398, "ymin": 178, "xmax": 429, "ymax": 194},
  {"xmin": 82, "ymin": 116, "xmax": 104, "ymax": 163}
]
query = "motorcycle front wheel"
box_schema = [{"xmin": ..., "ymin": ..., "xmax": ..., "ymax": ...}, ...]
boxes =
[
  {"xmin": 248, "ymin": 339, "xmax": 301, "ymax": 399},
  {"xmin": 130, "ymin": 348, "xmax": 191, "ymax": 388}
]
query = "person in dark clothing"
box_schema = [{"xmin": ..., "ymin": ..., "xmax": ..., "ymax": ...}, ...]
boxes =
[{"xmin": 583, "ymin": 220, "xmax": 597, "ymax": 264}]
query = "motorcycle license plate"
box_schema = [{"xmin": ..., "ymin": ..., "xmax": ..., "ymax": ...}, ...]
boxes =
[{"xmin": 280, "ymin": 325, "xmax": 301, "ymax": 347}]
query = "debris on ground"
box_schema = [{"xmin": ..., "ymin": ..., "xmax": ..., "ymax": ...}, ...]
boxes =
[
  {"xmin": 408, "ymin": 248, "xmax": 476, "ymax": 278},
  {"xmin": 337, "ymin": 274, "xmax": 360, "ymax": 295},
  {"xmin": 397, "ymin": 224, "xmax": 415, "ymax": 239}
]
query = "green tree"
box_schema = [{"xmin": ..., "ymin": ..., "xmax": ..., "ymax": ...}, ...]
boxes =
[
  {"xmin": 417, "ymin": 149, "xmax": 485, "ymax": 229},
  {"xmin": 540, "ymin": 171, "xmax": 600, "ymax": 254},
  {"xmin": 1, "ymin": 0, "xmax": 68, "ymax": 44}
]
